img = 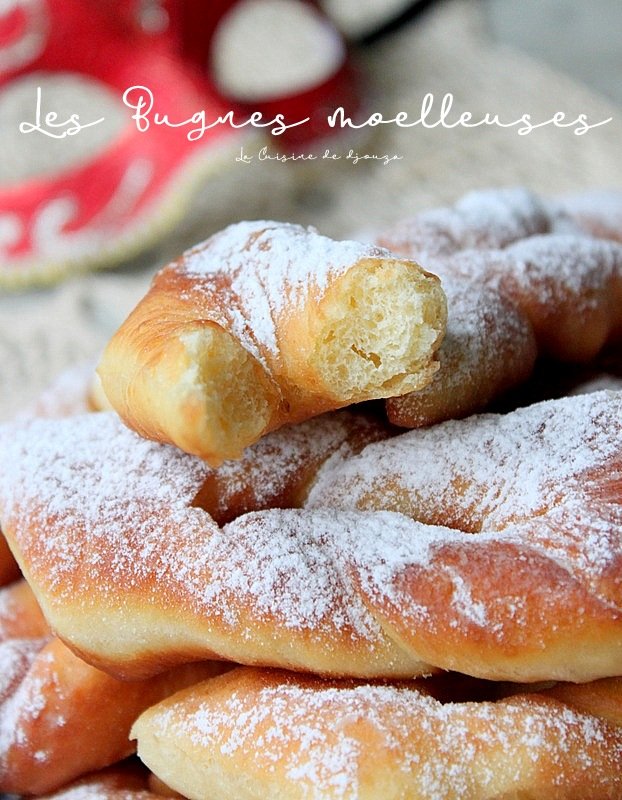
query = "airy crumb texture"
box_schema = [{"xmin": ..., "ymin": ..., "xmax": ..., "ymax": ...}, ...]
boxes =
[
  {"xmin": 386, "ymin": 275, "xmax": 537, "ymax": 427},
  {"xmin": 98, "ymin": 220, "xmax": 446, "ymax": 462},
  {"xmin": 180, "ymin": 327, "xmax": 274, "ymax": 463},
  {"xmin": 311, "ymin": 258, "xmax": 445, "ymax": 401}
]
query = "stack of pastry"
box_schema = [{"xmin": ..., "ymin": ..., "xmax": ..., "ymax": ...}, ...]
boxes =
[{"xmin": 1, "ymin": 188, "xmax": 622, "ymax": 799}]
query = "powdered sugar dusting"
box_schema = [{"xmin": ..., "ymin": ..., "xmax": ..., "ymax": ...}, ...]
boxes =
[
  {"xmin": 16, "ymin": 362, "xmax": 95, "ymax": 421},
  {"xmin": 0, "ymin": 588, "xmax": 28, "ymax": 644},
  {"xmin": 441, "ymin": 234, "xmax": 622, "ymax": 318},
  {"xmin": 377, "ymin": 187, "xmax": 550, "ymax": 261},
  {"xmin": 180, "ymin": 220, "xmax": 391, "ymax": 363},
  {"xmin": 555, "ymin": 190, "xmax": 622, "ymax": 242},
  {"xmin": 308, "ymin": 392, "xmax": 622, "ymax": 651},
  {"xmin": 1, "ymin": 393, "xmax": 622, "ymax": 677},
  {"xmin": 0, "ymin": 637, "xmax": 51, "ymax": 769},
  {"xmin": 217, "ymin": 509, "xmax": 383, "ymax": 638},
  {"xmin": 0, "ymin": 415, "xmax": 402, "ymax": 664},
  {"xmin": 206, "ymin": 411, "xmax": 386, "ymax": 522},
  {"xmin": 505, "ymin": 234, "xmax": 622, "ymax": 308},
  {"xmin": 310, "ymin": 391, "xmax": 622, "ymax": 530},
  {"xmin": 387, "ymin": 274, "xmax": 536, "ymax": 424},
  {"xmin": 148, "ymin": 671, "xmax": 622, "ymax": 799},
  {"xmin": 569, "ymin": 374, "xmax": 622, "ymax": 395}
]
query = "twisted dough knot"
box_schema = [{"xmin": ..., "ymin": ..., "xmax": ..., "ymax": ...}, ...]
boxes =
[
  {"xmin": 97, "ymin": 221, "xmax": 446, "ymax": 464},
  {"xmin": 378, "ymin": 188, "xmax": 622, "ymax": 427},
  {"xmin": 1, "ymin": 390, "xmax": 621, "ymax": 684}
]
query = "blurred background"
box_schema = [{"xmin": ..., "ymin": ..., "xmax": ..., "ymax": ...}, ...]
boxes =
[{"xmin": 1, "ymin": 0, "xmax": 621, "ymax": 417}]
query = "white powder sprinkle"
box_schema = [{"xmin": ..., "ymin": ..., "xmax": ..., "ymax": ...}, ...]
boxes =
[
  {"xmin": 148, "ymin": 671, "xmax": 622, "ymax": 799},
  {"xmin": 387, "ymin": 274, "xmax": 536, "ymax": 424},
  {"xmin": 177, "ymin": 220, "xmax": 393, "ymax": 364},
  {"xmin": 0, "ymin": 637, "xmax": 50, "ymax": 770},
  {"xmin": 1, "ymin": 393, "xmax": 621, "ymax": 677},
  {"xmin": 377, "ymin": 187, "xmax": 550, "ymax": 261},
  {"xmin": 441, "ymin": 235, "xmax": 622, "ymax": 319}
]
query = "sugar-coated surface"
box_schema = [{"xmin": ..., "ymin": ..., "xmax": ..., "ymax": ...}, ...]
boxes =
[
  {"xmin": 556, "ymin": 190, "xmax": 622, "ymax": 233},
  {"xmin": 0, "ymin": 413, "xmax": 394, "ymax": 647},
  {"xmin": 439, "ymin": 235, "xmax": 622, "ymax": 313},
  {"xmin": 16, "ymin": 362, "xmax": 95, "ymax": 421},
  {"xmin": 1, "ymin": 392, "xmax": 621, "ymax": 678},
  {"xmin": 204, "ymin": 411, "xmax": 384, "ymax": 522},
  {"xmin": 0, "ymin": 638, "xmax": 51, "ymax": 770},
  {"xmin": 307, "ymin": 391, "xmax": 622, "ymax": 640},
  {"xmin": 180, "ymin": 220, "xmax": 393, "ymax": 364},
  {"xmin": 387, "ymin": 274, "xmax": 534, "ymax": 422},
  {"xmin": 310, "ymin": 390, "xmax": 622, "ymax": 527},
  {"xmin": 147, "ymin": 671, "xmax": 622, "ymax": 800},
  {"xmin": 377, "ymin": 187, "xmax": 550, "ymax": 262}
]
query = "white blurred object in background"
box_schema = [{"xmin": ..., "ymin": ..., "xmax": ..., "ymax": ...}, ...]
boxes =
[
  {"xmin": 0, "ymin": 73, "xmax": 125, "ymax": 186},
  {"xmin": 212, "ymin": 0, "xmax": 345, "ymax": 101},
  {"xmin": 320, "ymin": 0, "xmax": 418, "ymax": 39}
]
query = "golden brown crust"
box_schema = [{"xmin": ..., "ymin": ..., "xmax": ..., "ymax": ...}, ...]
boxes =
[
  {"xmin": 0, "ymin": 534, "xmax": 20, "ymax": 588},
  {"xmin": 2, "ymin": 393, "xmax": 622, "ymax": 683},
  {"xmin": 541, "ymin": 677, "xmax": 622, "ymax": 728},
  {"xmin": 386, "ymin": 276, "xmax": 538, "ymax": 427},
  {"xmin": 98, "ymin": 221, "xmax": 446, "ymax": 464},
  {"xmin": 0, "ymin": 638, "xmax": 221, "ymax": 794},
  {"xmin": 0, "ymin": 580, "xmax": 49, "ymax": 641},
  {"xmin": 385, "ymin": 235, "xmax": 622, "ymax": 428},
  {"xmin": 0, "ymin": 410, "xmax": 400, "ymax": 680},
  {"xmin": 379, "ymin": 189, "xmax": 622, "ymax": 429},
  {"xmin": 132, "ymin": 667, "xmax": 622, "ymax": 800},
  {"xmin": 0, "ymin": 579, "xmax": 225, "ymax": 795}
]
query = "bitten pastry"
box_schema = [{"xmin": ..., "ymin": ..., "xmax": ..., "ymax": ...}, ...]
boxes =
[
  {"xmin": 97, "ymin": 221, "xmax": 446, "ymax": 463},
  {"xmin": 384, "ymin": 274, "xmax": 538, "ymax": 427},
  {"xmin": 374, "ymin": 187, "xmax": 622, "ymax": 427},
  {"xmin": 131, "ymin": 667, "xmax": 622, "ymax": 800}
]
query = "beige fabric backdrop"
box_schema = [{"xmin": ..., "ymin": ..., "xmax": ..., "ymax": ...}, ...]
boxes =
[{"xmin": 1, "ymin": 0, "xmax": 621, "ymax": 420}]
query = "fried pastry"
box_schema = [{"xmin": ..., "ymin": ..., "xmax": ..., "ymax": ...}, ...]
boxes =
[
  {"xmin": 386, "ymin": 234, "xmax": 622, "ymax": 426},
  {"xmin": 376, "ymin": 187, "xmax": 552, "ymax": 261},
  {"xmin": 555, "ymin": 189, "xmax": 622, "ymax": 244},
  {"xmin": 131, "ymin": 667, "xmax": 622, "ymax": 800},
  {"xmin": 97, "ymin": 221, "xmax": 446, "ymax": 464},
  {"xmin": 376, "ymin": 187, "xmax": 622, "ymax": 427},
  {"xmin": 0, "ymin": 581, "xmax": 222, "ymax": 794},
  {"xmin": 2, "ymin": 393, "xmax": 621, "ymax": 684},
  {"xmin": 18, "ymin": 362, "xmax": 104, "ymax": 421},
  {"xmin": 38, "ymin": 762, "xmax": 173, "ymax": 799},
  {"xmin": 384, "ymin": 274, "xmax": 538, "ymax": 427}
]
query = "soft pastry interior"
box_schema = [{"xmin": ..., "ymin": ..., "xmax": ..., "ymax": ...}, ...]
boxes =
[
  {"xmin": 4, "ymin": 187, "xmax": 622, "ymax": 798},
  {"xmin": 97, "ymin": 221, "xmax": 447, "ymax": 464}
]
